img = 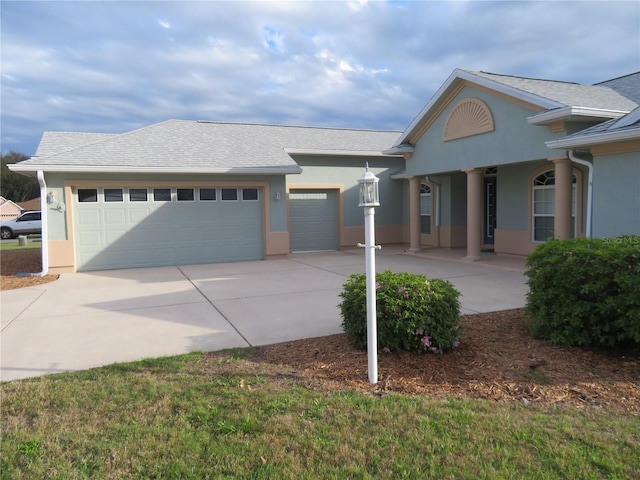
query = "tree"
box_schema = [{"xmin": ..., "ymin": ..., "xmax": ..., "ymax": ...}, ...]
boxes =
[{"xmin": 0, "ymin": 151, "xmax": 39, "ymax": 202}]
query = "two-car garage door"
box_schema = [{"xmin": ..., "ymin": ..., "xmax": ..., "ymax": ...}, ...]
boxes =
[{"xmin": 73, "ymin": 186, "xmax": 263, "ymax": 271}]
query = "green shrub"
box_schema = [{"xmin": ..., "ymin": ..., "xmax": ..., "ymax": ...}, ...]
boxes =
[
  {"xmin": 525, "ymin": 235, "xmax": 640, "ymax": 347},
  {"xmin": 339, "ymin": 270, "xmax": 462, "ymax": 353}
]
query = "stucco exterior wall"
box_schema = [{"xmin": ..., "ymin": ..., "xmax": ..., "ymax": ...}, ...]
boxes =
[
  {"xmin": 592, "ymin": 152, "xmax": 640, "ymax": 237},
  {"xmin": 287, "ymin": 155, "xmax": 407, "ymax": 246},
  {"xmin": 406, "ymin": 85, "xmax": 565, "ymax": 176}
]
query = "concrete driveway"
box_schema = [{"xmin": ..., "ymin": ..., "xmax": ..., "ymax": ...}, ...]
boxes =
[{"xmin": 0, "ymin": 247, "xmax": 528, "ymax": 382}]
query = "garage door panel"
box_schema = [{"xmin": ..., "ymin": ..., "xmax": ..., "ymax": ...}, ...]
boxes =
[
  {"xmin": 74, "ymin": 187, "xmax": 263, "ymax": 271},
  {"xmin": 289, "ymin": 190, "xmax": 338, "ymax": 252}
]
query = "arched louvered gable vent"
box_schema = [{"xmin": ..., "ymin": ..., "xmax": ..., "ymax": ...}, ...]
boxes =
[{"xmin": 443, "ymin": 98, "xmax": 494, "ymax": 141}]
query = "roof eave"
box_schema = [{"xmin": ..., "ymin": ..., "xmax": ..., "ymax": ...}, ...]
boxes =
[
  {"xmin": 283, "ymin": 148, "xmax": 402, "ymax": 158},
  {"xmin": 528, "ymin": 107, "xmax": 630, "ymax": 125},
  {"xmin": 7, "ymin": 164, "xmax": 303, "ymax": 175},
  {"xmin": 546, "ymin": 129, "xmax": 640, "ymax": 149}
]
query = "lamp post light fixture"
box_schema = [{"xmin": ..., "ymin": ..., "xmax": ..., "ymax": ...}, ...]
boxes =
[{"xmin": 357, "ymin": 163, "xmax": 381, "ymax": 384}]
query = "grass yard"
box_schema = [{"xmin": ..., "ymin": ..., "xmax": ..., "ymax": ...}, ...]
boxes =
[
  {"xmin": 0, "ymin": 235, "xmax": 42, "ymax": 253},
  {"xmin": 2, "ymin": 350, "xmax": 639, "ymax": 479}
]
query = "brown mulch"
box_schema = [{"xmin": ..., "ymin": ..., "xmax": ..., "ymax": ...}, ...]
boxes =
[
  {"xmin": 3, "ymin": 251, "xmax": 638, "ymax": 413},
  {"xmin": 0, "ymin": 250, "xmax": 59, "ymax": 290},
  {"xmin": 257, "ymin": 309, "xmax": 640, "ymax": 414}
]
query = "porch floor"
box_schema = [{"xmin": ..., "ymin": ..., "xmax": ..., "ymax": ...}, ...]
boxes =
[{"xmin": 396, "ymin": 245, "xmax": 528, "ymax": 272}]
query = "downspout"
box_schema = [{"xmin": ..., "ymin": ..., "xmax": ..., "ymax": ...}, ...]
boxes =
[
  {"xmin": 19, "ymin": 171, "xmax": 49, "ymax": 277},
  {"xmin": 424, "ymin": 176, "xmax": 441, "ymax": 247},
  {"xmin": 568, "ymin": 150, "xmax": 593, "ymax": 238}
]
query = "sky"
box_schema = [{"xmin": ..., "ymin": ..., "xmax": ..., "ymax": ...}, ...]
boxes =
[{"xmin": 1, "ymin": 0, "xmax": 639, "ymax": 156}]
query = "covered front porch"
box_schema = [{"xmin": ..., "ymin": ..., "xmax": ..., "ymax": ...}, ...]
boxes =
[{"xmin": 402, "ymin": 155, "xmax": 583, "ymax": 260}]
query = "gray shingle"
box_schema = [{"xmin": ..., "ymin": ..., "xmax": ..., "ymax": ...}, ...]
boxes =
[
  {"xmin": 34, "ymin": 132, "xmax": 117, "ymax": 157},
  {"xmin": 20, "ymin": 121, "xmax": 402, "ymax": 172},
  {"xmin": 470, "ymin": 71, "xmax": 638, "ymax": 111},
  {"xmin": 595, "ymin": 72, "xmax": 640, "ymax": 104}
]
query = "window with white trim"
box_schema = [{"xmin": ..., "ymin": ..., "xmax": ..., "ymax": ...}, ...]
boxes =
[
  {"xmin": 153, "ymin": 188, "xmax": 172, "ymax": 202},
  {"xmin": 104, "ymin": 188, "xmax": 123, "ymax": 202},
  {"xmin": 420, "ymin": 183, "xmax": 431, "ymax": 234},
  {"xmin": 242, "ymin": 188, "xmax": 259, "ymax": 201},
  {"xmin": 532, "ymin": 171, "xmax": 576, "ymax": 242},
  {"xmin": 129, "ymin": 188, "xmax": 148, "ymax": 202},
  {"xmin": 177, "ymin": 188, "xmax": 195, "ymax": 202},
  {"xmin": 221, "ymin": 188, "xmax": 238, "ymax": 201},
  {"xmin": 78, "ymin": 189, "xmax": 98, "ymax": 203},
  {"xmin": 199, "ymin": 188, "xmax": 216, "ymax": 201}
]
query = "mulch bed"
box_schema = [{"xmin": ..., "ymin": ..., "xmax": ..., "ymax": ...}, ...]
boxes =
[
  {"xmin": 0, "ymin": 250, "xmax": 58, "ymax": 290},
  {"xmin": 257, "ymin": 309, "xmax": 640, "ymax": 414}
]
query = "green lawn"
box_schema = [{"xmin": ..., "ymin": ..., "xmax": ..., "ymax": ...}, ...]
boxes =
[
  {"xmin": 0, "ymin": 235, "xmax": 42, "ymax": 253},
  {"xmin": 2, "ymin": 350, "xmax": 638, "ymax": 479}
]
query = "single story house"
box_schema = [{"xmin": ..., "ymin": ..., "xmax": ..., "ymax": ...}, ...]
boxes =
[{"xmin": 9, "ymin": 69, "xmax": 639, "ymax": 272}]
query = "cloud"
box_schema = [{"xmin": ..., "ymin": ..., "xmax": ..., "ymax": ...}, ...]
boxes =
[{"xmin": 1, "ymin": 0, "xmax": 638, "ymax": 155}]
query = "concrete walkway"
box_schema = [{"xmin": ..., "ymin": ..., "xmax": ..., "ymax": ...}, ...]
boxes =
[{"xmin": 1, "ymin": 247, "xmax": 528, "ymax": 382}]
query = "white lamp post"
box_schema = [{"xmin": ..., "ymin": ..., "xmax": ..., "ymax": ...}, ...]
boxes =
[{"xmin": 357, "ymin": 163, "xmax": 381, "ymax": 384}]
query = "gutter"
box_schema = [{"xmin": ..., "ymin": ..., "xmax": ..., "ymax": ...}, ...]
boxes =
[
  {"xmin": 18, "ymin": 171, "xmax": 49, "ymax": 277},
  {"xmin": 568, "ymin": 151, "xmax": 593, "ymax": 238},
  {"xmin": 7, "ymin": 165, "xmax": 303, "ymax": 175}
]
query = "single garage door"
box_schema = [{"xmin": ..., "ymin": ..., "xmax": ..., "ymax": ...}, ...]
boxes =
[
  {"xmin": 289, "ymin": 189, "xmax": 338, "ymax": 252},
  {"xmin": 74, "ymin": 186, "xmax": 263, "ymax": 271}
]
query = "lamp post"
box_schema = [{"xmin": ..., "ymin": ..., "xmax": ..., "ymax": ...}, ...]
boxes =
[{"xmin": 357, "ymin": 163, "xmax": 381, "ymax": 384}]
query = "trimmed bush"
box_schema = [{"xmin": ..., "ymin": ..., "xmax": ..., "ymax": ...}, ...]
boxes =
[
  {"xmin": 339, "ymin": 270, "xmax": 462, "ymax": 353},
  {"xmin": 525, "ymin": 235, "xmax": 640, "ymax": 347}
]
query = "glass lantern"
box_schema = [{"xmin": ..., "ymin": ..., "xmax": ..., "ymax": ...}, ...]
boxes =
[{"xmin": 358, "ymin": 165, "xmax": 380, "ymax": 207}]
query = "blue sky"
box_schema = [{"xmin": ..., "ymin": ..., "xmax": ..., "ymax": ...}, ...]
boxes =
[{"xmin": 2, "ymin": 0, "xmax": 639, "ymax": 155}]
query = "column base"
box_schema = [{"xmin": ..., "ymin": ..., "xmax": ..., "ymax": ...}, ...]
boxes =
[{"xmin": 463, "ymin": 255, "xmax": 482, "ymax": 262}]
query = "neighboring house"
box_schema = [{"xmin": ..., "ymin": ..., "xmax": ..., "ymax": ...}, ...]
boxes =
[
  {"xmin": 16, "ymin": 197, "xmax": 41, "ymax": 212},
  {"xmin": 0, "ymin": 196, "xmax": 23, "ymax": 221},
  {"xmin": 384, "ymin": 69, "xmax": 639, "ymax": 259},
  {"xmin": 9, "ymin": 69, "xmax": 639, "ymax": 272}
]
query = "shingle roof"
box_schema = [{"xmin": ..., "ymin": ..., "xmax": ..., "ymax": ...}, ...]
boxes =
[
  {"xmin": 470, "ymin": 71, "xmax": 638, "ymax": 111},
  {"xmin": 17, "ymin": 121, "xmax": 402, "ymax": 174},
  {"xmin": 595, "ymin": 72, "xmax": 640, "ymax": 104},
  {"xmin": 34, "ymin": 132, "xmax": 117, "ymax": 157},
  {"xmin": 546, "ymin": 106, "xmax": 640, "ymax": 149}
]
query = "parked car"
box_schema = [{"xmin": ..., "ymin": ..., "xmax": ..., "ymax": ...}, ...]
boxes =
[{"xmin": 0, "ymin": 210, "xmax": 42, "ymax": 239}]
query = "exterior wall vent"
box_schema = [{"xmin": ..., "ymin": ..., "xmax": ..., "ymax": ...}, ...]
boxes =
[{"xmin": 443, "ymin": 98, "xmax": 495, "ymax": 141}]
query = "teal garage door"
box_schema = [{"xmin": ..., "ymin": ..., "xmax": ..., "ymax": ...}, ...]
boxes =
[
  {"xmin": 289, "ymin": 189, "xmax": 338, "ymax": 252},
  {"xmin": 74, "ymin": 187, "xmax": 263, "ymax": 271}
]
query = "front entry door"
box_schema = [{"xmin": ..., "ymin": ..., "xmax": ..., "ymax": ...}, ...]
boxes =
[{"xmin": 483, "ymin": 177, "xmax": 497, "ymax": 245}]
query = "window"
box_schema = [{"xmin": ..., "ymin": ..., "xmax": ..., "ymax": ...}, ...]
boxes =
[
  {"xmin": 17, "ymin": 212, "xmax": 40, "ymax": 222},
  {"xmin": 420, "ymin": 183, "xmax": 431, "ymax": 234},
  {"xmin": 104, "ymin": 188, "xmax": 123, "ymax": 202},
  {"xmin": 242, "ymin": 188, "xmax": 259, "ymax": 201},
  {"xmin": 129, "ymin": 189, "xmax": 148, "ymax": 202},
  {"xmin": 221, "ymin": 188, "xmax": 238, "ymax": 201},
  {"xmin": 177, "ymin": 188, "xmax": 195, "ymax": 202},
  {"xmin": 532, "ymin": 171, "xmax": 576, "ymax": 242},
  {"xmin": 199, "ymin": 188, "xmax": 217, "ymax": 201},
  {"xmin": 78, "ymin": 189, "xmax": 98, "ymax": 203},
  {"xmin": 153, "ymin": 188, "xmax": 172, "ymax": 202}
]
